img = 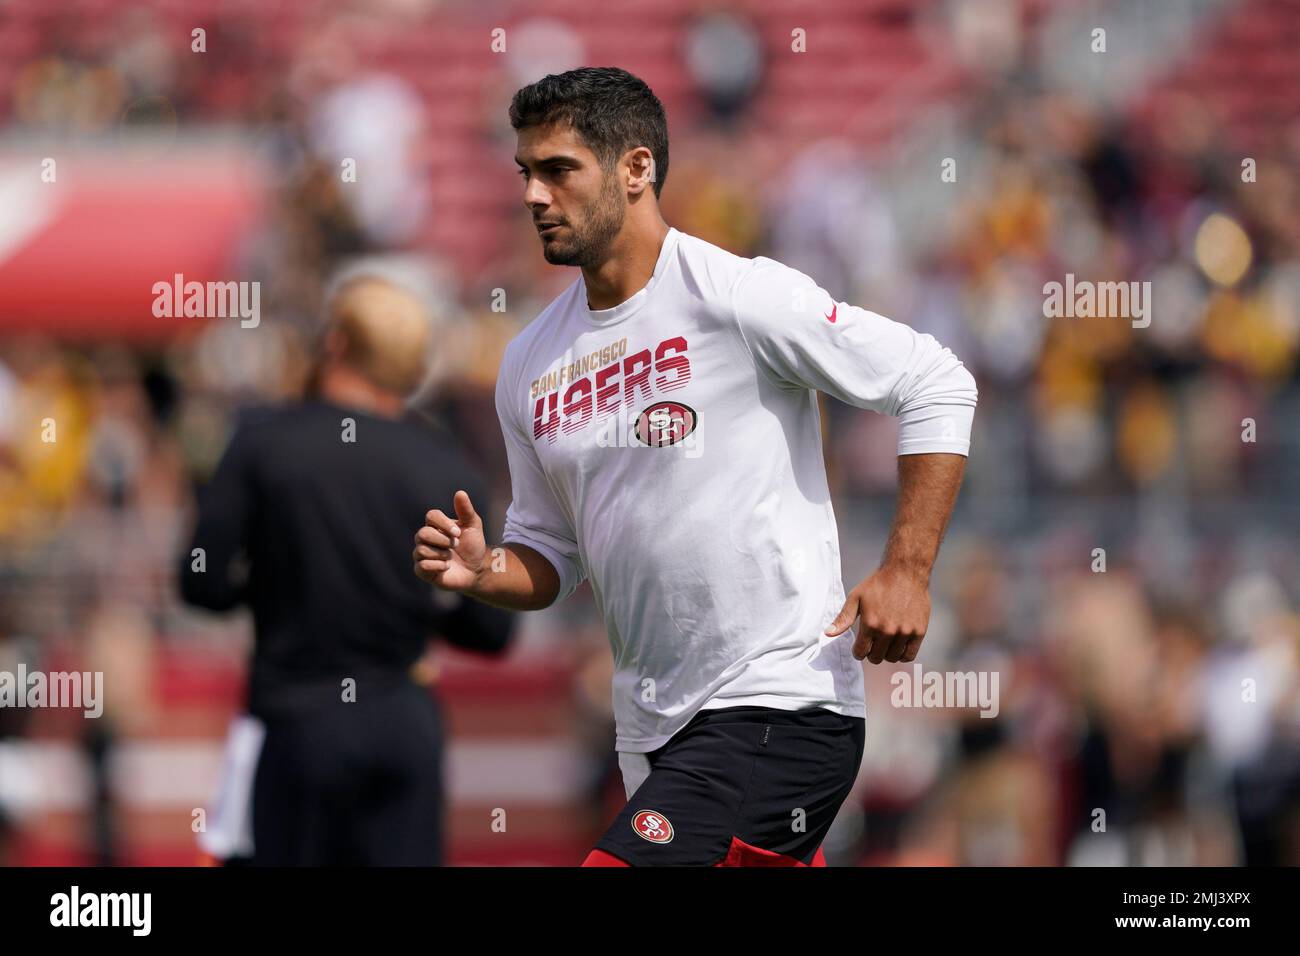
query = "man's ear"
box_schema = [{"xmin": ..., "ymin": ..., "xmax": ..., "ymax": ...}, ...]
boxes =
[{"xmin": 628, "ymin": 148, "xmax": 656, "ymax": 194}]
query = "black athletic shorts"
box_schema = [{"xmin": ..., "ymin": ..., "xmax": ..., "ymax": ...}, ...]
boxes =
[{"xmin": 593, "ymin": 705, "xmax": 865, "ymax": 866}]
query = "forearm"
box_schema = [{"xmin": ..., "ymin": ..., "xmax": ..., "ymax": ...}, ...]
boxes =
[
  {"xmin": 178, "ymin": 426, "xmax": 257, "ymax": 613},
  {"xmin": 879, "ymin": 453, "xmax": 967, "ymax": 584},
  {"xmin": 465, "ymin": 542, "xmax": 562, "ymax": 612},
  {"xmin": 179, "ymin": 492, "xmax": 248, "ymax": 611},
  {"xmin": 178, "ymin": 545, "xmax": 247, "ymax": 610}
]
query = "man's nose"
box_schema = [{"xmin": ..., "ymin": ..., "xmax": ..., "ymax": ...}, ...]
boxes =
[{"xmin": 523, "ymin": 175, "xmax": 550, "ymax": 209}]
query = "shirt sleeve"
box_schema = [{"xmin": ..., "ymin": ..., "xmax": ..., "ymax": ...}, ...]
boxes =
[
  {"xmin": 494, "ymin": 350, "xmax": 587, "ymax": 605},
  {"xmin": 179, "ymin": 420, "xmax": 256, "ymax": 611},
  {"xmin": 730, "ymin": 258, "xmax": 977, "ymax": 456}
]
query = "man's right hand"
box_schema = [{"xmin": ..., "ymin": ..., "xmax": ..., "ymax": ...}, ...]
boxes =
[{"xmin": 413, "ymin": 490, "xmax": 487, "ymax": 593}]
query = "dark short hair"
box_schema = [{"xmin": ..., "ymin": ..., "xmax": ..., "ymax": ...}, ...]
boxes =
[{"xmin": 509, "ymin": 66, "xmax": 669, "ymax": 199}]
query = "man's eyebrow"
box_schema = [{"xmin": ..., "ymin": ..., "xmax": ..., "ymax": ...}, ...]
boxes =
[{"xmin": 514, "ymin": 154, "xmax": 582, "ymax": 168}]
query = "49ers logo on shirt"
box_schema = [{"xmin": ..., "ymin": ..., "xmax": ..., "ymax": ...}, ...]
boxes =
[
  {"xmin": 631, "ymin": 809, "xmax": 674, "ymax": 844},
  {"xmin": 634, "ymin": 401, "xmax": 697, "ymax": 447}
]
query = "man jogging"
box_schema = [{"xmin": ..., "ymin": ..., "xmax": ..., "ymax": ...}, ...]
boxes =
[{"xmin": 413, "ymin": 67, "xmax": 976, "ymax": 866}]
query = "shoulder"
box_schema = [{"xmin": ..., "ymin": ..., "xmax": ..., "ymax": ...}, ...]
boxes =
[
  {"xmin": 672, "ymin": 232, "xmax": 820, "ymax": 316},
  {"xmin": 207, "ymin": 402, "xmax": 298, "ymax": 476},
  {"xmin": 225, "ymin": 401, "xmax": 298, "ymax": 445},
  {"xmin": 500, "ymin": 279, "xmax": 583, "ymax": 380},
  {"xmin": 671, "ymin": 230, "xmax": 766, "ymax": 303},
  {"xmin": 494, "ymin": 281, "xmax": 583, "ymax": 429},
  {"xmin": 734, "ymin": 254, "xmax": 821, "ymax": 307},
  {"xmin": 402, "ymin": 412, "xmax": 484, "ymax": 482}
]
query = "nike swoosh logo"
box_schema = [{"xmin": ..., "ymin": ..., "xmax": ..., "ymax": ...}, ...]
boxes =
[{"xmin": 825, "ymin": 304, "xmax": 837, "ymax": 323}]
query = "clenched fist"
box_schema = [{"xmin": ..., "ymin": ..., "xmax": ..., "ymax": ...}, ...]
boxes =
[
  {"xmin": 413, "ymin": 490, "xmax": 488, "ymax": 593},
  {"xmin": 825, "ymin": 565, "xmax": 931, "ymax": 664}
]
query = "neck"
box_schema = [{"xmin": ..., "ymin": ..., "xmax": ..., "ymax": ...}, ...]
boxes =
[
  {"xmin": 581, "ymin": 215, "xmax": 671, "ymax": 311},
  {"xmin": 315, "ymin": 365, "xmax": 406, "ymax": 419}
]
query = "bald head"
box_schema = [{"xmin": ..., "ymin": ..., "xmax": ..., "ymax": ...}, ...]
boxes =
[{"xmin": 325, "ymin": 277, "xmax": 431, "ymax": 397}]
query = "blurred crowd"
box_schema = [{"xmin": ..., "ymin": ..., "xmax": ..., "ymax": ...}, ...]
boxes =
[{"xmin": 2, "ymin": 0, "xmax": 1299, "ymax": 865}]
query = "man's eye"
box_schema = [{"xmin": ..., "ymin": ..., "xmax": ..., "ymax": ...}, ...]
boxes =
[{"xmin": 517, "ymin": 168, "xmax": 529, "ymax": 179}]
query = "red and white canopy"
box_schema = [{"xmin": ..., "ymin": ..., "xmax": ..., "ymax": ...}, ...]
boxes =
[{"xmin": 0, "ymin": 142, "xmax": 268, "ymax": 340}]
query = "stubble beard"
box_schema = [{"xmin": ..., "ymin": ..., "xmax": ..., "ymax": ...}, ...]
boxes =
[{"xmin": 542, "ymin": 173, "xmax": 626, "ymax": 269}]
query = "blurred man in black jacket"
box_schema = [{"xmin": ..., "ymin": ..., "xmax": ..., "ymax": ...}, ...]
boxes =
[{"xmin": 180, "ymin": 275, "xmax": 514, "ymax": 865}]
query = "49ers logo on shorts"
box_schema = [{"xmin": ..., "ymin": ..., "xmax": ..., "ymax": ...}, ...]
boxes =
[
  {"xmin": 634, "ymin": 401, "xmax": 697, "ymax": 447},
  {"xmin": 631, "ymin": 809, "xmax": 674, "ymax": 844}
]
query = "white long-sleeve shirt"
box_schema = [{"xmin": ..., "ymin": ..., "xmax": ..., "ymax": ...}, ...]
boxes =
[{"xmin": 495, "ymin": 227, "xmax": 977, "ymax": 752}]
